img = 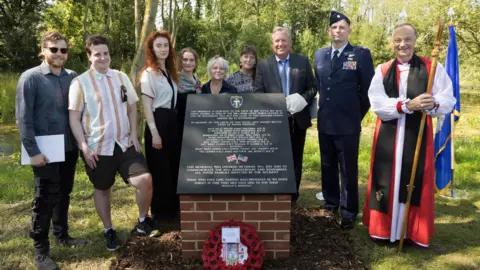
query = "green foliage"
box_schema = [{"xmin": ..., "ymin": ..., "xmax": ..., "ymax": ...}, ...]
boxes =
[
  {"xmin": 0, "ymin": 73, "xmax": 18, "ymax": 122},
  {"xmin": 0, "ymin": 0, "xmax": 48, "ymax": 71}
]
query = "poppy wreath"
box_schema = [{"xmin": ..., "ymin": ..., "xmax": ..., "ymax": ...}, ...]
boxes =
[{"xmin": 202, "ymin": 220, "xmax": 265, "ymax": 269}]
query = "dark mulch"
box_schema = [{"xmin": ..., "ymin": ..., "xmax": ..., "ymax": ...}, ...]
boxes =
[{"xmin": 111, "ymin": 208, "xmax": 365, "ymax": 270}]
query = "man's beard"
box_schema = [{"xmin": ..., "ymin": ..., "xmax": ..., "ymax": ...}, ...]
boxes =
[{"xmin": 45, "ymin": 56, "xmax": 66, "ymax": 68}]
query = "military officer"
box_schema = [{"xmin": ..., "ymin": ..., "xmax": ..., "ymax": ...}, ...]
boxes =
[{"xmin": 314, "ymin": 11, "xmax": 374, "ymax": 229}]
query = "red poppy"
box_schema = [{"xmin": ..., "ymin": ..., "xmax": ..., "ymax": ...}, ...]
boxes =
[{"xmin": 202, "ymin": 220, "xmax": 265, "ymax": 269}]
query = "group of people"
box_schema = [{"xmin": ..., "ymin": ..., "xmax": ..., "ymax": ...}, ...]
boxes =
[{"xmin": 16, "ymin": 9, "xmax": 456, "ymax": 270}]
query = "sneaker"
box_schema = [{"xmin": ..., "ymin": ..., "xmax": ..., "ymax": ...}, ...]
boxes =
[
  {"xmin": 55, "ymin": 235, "xmax": 88, "ymax": 247},
  {"xmin": 136, "ymin": 217, "xmax": 160, "ymax": 237},
  {"xmin": 34, "ymin": 254, "xmax": 59, "ymax": 270},
  {"xmin": 104, "ymin": 228, "xmax": 121, "ymax": 251}
]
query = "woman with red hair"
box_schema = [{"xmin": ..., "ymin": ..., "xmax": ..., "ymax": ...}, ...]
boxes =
[{"xmin": 140, "ymin": 30, "xmax": 180, "ymax": 222}]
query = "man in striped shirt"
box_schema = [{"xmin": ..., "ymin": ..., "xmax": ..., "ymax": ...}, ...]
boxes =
[{"xmin": 69, "ymin": 35, "xmax": 158, "ymax": 251}]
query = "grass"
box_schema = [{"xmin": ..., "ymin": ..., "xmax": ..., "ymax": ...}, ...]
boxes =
[{"xmin": 1, "ymin": 83, "xmax": 479, "ymax": 269}]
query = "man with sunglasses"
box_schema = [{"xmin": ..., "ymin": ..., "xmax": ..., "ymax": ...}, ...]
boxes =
[
  {"xmin": 15, "ymin": 30, "xmax": 88, "ymax": 270},
  {"xmin": 69, "ymin": 35, "xmax": 157, "ymax": 252}
]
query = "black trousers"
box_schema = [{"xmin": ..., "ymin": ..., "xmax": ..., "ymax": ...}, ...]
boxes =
[
  {"xmin": 30, "ymin": 150, "xmax": 78, "ymax": 255},
  {"xmin": 289, "ymin": 117, "xmax": 307, "ymax": 202},
  {"xmin": 144, "ymin": 108, "xmax": 181, "ymax": 218},
  {"xmin": 176, "ymin": 92, "xmax": 194, "ymax": 146},
  {"xmin": 319, "ymin": 132, "xmax": 360, "ymax": 219}
]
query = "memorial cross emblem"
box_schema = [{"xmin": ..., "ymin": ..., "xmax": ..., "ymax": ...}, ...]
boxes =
[{"xmin": 230, "ymin": 96, "xmax": 243, "ymax": 108}]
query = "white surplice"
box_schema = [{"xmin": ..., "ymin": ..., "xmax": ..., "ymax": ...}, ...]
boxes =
[{"xmin": 367, "ymin": 62, "xmax": 456, "ymax": 245}]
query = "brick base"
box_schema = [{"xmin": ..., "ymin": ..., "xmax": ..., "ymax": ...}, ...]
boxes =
[{"xmin": 180, "ymin": 194, "xmax": 291, "ymax": 259}]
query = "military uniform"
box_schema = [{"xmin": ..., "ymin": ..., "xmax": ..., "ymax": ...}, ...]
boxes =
[{"xmin": 314, "ymin": 12, "xmax": 374, "ymax": 223}]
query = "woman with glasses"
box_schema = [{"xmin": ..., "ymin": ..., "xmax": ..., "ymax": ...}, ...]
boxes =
[
  {"xmin": 201, "ymin": 56, "xmax": 237, "ymax": 94},
  {"xmin": 140, "ymin": 30, "xmax": 181, "ymax": 222},
  {"xmin": 176, "ymin": 48, "xmax": 202, "ymax": 142},
  {"xmin": 226, "ymin": 45, "xmax": 257, "ymax": 92}
]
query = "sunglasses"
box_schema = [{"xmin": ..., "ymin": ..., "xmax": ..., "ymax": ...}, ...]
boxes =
[
  {"xmin": 121, "ymin": 85, "xmax": 128, "ymax": 103},
  {"xmin": 47, "ymin": 47, "xmax": 68, "ymax": 54}
]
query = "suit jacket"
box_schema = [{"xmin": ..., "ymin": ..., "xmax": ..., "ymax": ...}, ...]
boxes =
[
  {"xmin": 314, "ymin": 43, "xmax": 374, "ymax": 135},
  {"xmin": 253, "ymin": 53, "xmax": 317, "ymax": 129}
]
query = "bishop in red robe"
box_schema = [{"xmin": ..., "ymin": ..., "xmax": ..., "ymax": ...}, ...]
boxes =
[{"xmin": 363, "ymin": 23, "xmax": 456, "ymax": 247}]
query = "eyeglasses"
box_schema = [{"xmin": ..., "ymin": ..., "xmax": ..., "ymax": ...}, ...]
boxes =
[
  {"xmin": 47, "ymin": 47, "xmax": 68, "ymax": 54},
  {"xmin": 121, "ymin": 85, "xmax": 128, "ymax": 103}
]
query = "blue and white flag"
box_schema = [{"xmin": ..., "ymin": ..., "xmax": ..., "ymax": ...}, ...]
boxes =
[{"xmin": 434, "ymin": 24, "xmax": 461, "ymax": 196}]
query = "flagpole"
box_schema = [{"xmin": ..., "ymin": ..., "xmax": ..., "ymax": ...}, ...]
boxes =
[
  {"xmin": 397, "ymin": 17, "xmax": 445, "ymax": 253},
  {"xmin": 451, "ymin": 109, "xmax": 455, "ymax": 197}
]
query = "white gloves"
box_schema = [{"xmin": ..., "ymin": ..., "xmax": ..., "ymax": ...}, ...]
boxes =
[{"xmin": 286, "ymin": 93, "xmax": 308, "ymax": 114}]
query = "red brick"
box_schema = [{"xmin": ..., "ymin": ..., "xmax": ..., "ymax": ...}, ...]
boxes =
[
  {"xmin": 276, "ymin": 212, "xmax": 291, "ymax": 221},
  {"xmin": 196, "ymin": 202, "xmax": 226, "ymax": 211},
  {"xmin": 213, "ymin": 212, "xmax": 244, "ymax": 221},
  {"xmin": 245, "ymin": 221, "xmax": 259, "ymax": 229},
  {"xmin": 244, "ymin": 212, "xmax": 275, "ymax": 220},
  {"xmin": 181, "ymin": 212, "xmax": 211, "ymax": 221},
  {"xmin": 182, "ymin": 231, "xmax": 210, "ymax": 240},
  {"xmin": 265, "ymin": 251, "xmax": 275, "ymax": 259},
  {"xmin": 257, "ymin": 231, "xmax": 275, "ymax": 241},
  {"xmin": 276, "ymin": 231, "xmax": 290, "ymax": 241},
  {"xmin": 182, "ymin": 241, "xmax": 196, "ymax": 250},
  {"xmin": 244, "ymin": 195, "xmax": 275, "ymax": 201},
  {"xmin": 276, "ymin": 195, "xmax": 291, "ymax": 201},
  {"xmin": 260, "ymin": 221, "xmax": 290, "ymax": 230},
  {"xmin": 261, "ymin": 202, "xmax": 290, "ymax": 211},
  {"xmin": 264, "ymin": 241, "xmax": 290, "ymax": 250},
  {"xmin": 196, "ymin": 221, "xmax": 222, "ymax": 231},
  {"xmin": 212, "ymin": 195, "xmax": 243, "ymax": 201},
  {"xmin": 181, "ymin": 221, "xmax": 195, "ymax": 230},
  {"xmin": 276, "ymin": 251, "xmax": 290, "ymax": 259},
  {"xmin": 197, "ymin": 241, "xmax": 207, "ymax": 250},
  {"xmin": 180, "ymin": 195, "xmax": 211, "ymax": 202},
  {"xmin": 180, "ymin": 202, "xmax": 195, "ymax": 211},
  {"xmin": 228, "ymin": 202, "xmax": 259, "ymax": 211},
  {"xmin": 182, "ymin": 250, "xmax": 203, "ymax": 259}
]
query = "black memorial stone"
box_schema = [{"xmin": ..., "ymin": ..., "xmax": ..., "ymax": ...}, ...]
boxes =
[{"xmin": 177, "ymin": 93, "xmax": 296, "ymax": 194}]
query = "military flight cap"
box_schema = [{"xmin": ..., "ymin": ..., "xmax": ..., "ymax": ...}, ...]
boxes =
[{"xmin": 330, "ymin": 10, "xmax": 349, "ymax": 25}]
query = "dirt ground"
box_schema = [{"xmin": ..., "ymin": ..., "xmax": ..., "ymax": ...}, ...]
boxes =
[{"xmin": 111, "ymin": 208, "xmax": 365, "ymax": 270}]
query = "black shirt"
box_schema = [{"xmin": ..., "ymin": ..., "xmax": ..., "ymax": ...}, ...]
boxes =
[{"xmin": 200, "ymin": 80, "xmax": 237, "ymax": 94}]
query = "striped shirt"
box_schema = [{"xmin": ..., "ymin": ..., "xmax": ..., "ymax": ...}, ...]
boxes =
[{"xmin": 68, "ymin": 69, "xmax": 139, "ymax": 156}]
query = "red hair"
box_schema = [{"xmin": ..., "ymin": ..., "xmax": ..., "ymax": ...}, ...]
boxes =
[{"xmin": 140, "ymin": 30, "xmax": 179, "ymax": 83}]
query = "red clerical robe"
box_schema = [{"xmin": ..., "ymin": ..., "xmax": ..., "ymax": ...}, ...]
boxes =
[{"xmin": 363, "ymin": 56, "xmax": 456, "ymax": 247}]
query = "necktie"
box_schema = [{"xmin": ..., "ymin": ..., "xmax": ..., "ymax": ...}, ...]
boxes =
[
  {"xmin": 331, "ymin": 50, "xmax": 339, "ymax": 68},
  {"xmin": 280, "ymin": 60, "xmax": 288, "ymax": 96}
]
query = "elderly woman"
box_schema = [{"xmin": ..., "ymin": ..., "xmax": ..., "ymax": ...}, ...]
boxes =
[
  {"xmin": 226, "ymin": 45, "xmax": 257, "ymax": 92},
  {"xmin": 200, "ymin": 56, "xmax": 237, "ymax": 94}
]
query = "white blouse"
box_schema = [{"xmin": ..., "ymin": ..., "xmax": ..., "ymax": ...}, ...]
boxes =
[
  {"xmin": 368, "ymin": 62, "xmax": 456, "ymax": 121},
  {"xmin": 141, "ymin": 67, "xmax": 178, "ymax": 111}
]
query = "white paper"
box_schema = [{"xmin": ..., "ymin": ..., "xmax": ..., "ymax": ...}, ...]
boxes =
[
  {"xmin": 21, "ymin": 135, "xmax": 65, "ymax": 165},
  {"xmin": 222, "ymin": 227, "xmax": 240, "ymax": 243}
]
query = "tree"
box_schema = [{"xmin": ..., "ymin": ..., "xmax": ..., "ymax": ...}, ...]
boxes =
[
  {"xmin": 130, "ymin": 0, "xmax": 159, "ymax": 88},
  {"xmin": 0, "ymin": 0, "xmax": 48, "ymax": 71}
]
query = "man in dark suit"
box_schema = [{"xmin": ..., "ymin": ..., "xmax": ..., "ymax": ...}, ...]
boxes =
[
  {"xmin": 314, "ymin": 11, "xmax": 374, "ymax": 229},
  {"xmin": 254, "ymin": 27, "xmax": 317, "ymax": 206}
]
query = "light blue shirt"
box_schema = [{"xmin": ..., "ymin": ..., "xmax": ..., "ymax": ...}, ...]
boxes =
[
  {"xmin": 275, "ymin": 54, "xmax": 290, "ymax": 96},
  {"xmin": 331, "ymin": 42, "xmax": 349, "ymax": 59}
]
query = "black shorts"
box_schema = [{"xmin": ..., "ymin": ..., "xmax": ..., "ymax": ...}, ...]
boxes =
[{"xmin": 81, "ymin": 144, "xmax": 149, "ymax": 190}]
